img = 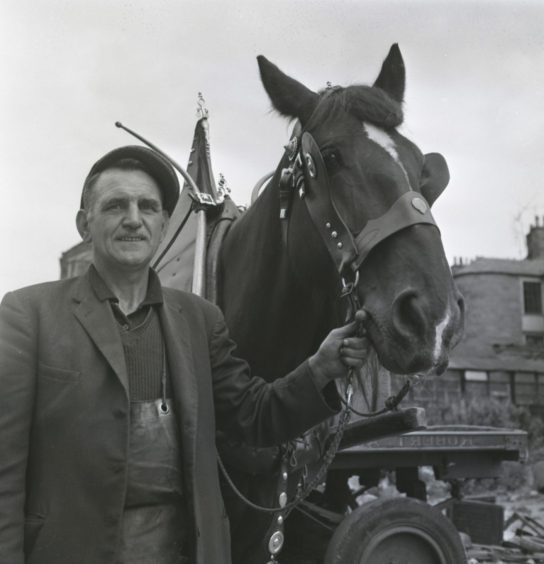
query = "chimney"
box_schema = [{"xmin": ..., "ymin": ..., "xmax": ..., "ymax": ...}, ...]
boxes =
[{"xmin": 526, "ymin": 216, "xmax": 544, "ymax": 259}]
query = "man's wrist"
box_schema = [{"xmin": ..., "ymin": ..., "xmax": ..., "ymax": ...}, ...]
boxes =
[{"xmin": 308, "ymin": 354, "xmax": 331, "ymax": 390}]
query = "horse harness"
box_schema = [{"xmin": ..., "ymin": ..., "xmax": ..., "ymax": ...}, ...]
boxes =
[
  {"xmin": 279, "ymin": 130, "xmax": 438, "ymax": 286},
  {"xmin": 277, "ymin": 128, "xmax": 440, "ymax": 415},
  {"xmin": 219, "ymin": 129, "xmax": 440, "ymax": 563}
]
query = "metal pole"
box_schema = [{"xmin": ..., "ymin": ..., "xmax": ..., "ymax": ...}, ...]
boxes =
[
  {"xmin": 192, "ymin": 210, "xmax": 207, "ymax": 297},
  {"xmin": 115, "ymin": 122, "xmax": 201, "ymax": 195}
]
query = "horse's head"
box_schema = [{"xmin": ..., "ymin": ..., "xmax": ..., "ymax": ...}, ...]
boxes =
[{"xmin": 257, "ymin": 44, "xmax": 464, "ymax": 376}]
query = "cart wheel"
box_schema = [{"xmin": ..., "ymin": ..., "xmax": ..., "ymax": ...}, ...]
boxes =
[{"xmin": 324, "ymin": 497, "xmax": 466, "ymax": 564}]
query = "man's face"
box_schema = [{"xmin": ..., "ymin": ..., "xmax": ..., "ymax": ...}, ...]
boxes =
[{"xmin": 77, "ymin": 168, "xmax": 169, "ymax": 274}]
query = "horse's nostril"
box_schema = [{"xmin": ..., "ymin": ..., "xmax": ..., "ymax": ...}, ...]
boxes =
[{"xmin": 392, "ymin": 290, "xmax": 428, "ymax": 339}]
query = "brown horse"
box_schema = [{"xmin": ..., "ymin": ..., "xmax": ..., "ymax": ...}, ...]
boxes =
[{"xmin": 216, "ymin": 44, "xmax": 464, "ymax": 562}]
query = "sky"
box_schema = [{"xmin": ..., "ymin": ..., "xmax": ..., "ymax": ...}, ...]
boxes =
[{"xmin": 1, "ymin": 0, "xmax": 544, "ymax": 297}]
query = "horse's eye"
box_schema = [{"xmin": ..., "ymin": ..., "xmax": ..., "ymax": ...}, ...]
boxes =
[{"xmin": 322, "ymin": 150, "xmax": 342, "ymax": 172}]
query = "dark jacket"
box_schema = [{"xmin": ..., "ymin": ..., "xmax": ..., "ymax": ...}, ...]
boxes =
[{"xmin": 0, "ymin": 270, "xmax": 337, "ymax": 564}]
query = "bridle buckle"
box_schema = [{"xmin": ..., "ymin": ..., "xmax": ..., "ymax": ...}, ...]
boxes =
[{"xmin": 340, "ymin": 270, "xmax": 360, "ymax": 298}]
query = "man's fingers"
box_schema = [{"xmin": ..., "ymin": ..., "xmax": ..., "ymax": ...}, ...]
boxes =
[
  {"xmin": 355, "ymin": 309, "xmax": 368, "ymax": 323},
  {"xmin": 334, "ymin": 310, "xmax": 369, "ymax": 337},
  {"xmin": 340, "ymin": 337, "xmax": 368, "ymax": 349},
  {"xmin": 340, "ymin": 356, "xmax": 365, "ymax": 368},
  {"xmin": 332, "ymin": 320, "xmax": 358, "ymax": 337},
  {"xmin": 340, "ymin": 347, "xmax": 368, "ymax": 359}
]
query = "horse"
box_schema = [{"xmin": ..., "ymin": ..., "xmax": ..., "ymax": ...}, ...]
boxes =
[{"xmin": 215, "ymin": 44, "xmax": 465, "ymax": 563}]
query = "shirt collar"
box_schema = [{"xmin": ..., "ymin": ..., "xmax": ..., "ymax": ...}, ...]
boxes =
[{"xmin": 88, "ymin": 264, "xmax": 163, "ymax": 306}]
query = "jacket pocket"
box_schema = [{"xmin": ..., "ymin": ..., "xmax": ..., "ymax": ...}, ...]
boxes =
[
  {"xmin": 39, "ymin": 362, "xmax": 81, "ymax": 383},
  {"xmin": 24, "ymin": 514, "xmax": 45, "ymax": 557}
]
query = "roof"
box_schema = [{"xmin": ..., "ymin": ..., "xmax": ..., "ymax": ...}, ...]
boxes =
[
  {"xmin": 452, "ymin": 257, "xmax": 544, "ymax": 278},
  {"xmin": 59, "ymin": 240, "xmax": 92, "ymax": 260},
  {"xmin": 449, "ymin": 347, "xmax": 544, "ymax": 373}
]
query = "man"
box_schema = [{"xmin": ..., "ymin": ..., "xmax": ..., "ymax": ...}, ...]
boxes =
[{"xmin": 0, "ymin": 146, "xmax": 368, "ymax": 564}]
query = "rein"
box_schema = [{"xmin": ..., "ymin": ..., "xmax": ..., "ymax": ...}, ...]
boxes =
[
  {"xmin": 339, "ymin": 273, "xmax": 414, "ymax": 418},
  {"xmin": 278, "ymin": 128, "xmax": 435, "ymax": 416},
  {"xmin": 219, "ymin": 130, "xmax": 430, "ymax": 562},
  {"xmin": 252, "ymin": 134, "xmax": 424, "ymax": 558}
]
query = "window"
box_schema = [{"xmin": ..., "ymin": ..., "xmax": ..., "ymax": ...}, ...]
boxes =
[
  {"xmin": 523, "ymin": 281, "xmax": 543, "ymax": 314},
  {"xmin": 464, "ymin": 370, "xmax": 488, "ymax": 398},
  {"xmin": 538, "ymin": 374, "xmax": 544, "ymax": 405},
  {"xmin": 514, "ymin": 373, "xmax": 537, "ymax": 406},
  {"xmin": 489, "ymin": 371, "xmax": 511, "ymax": 400},
  {"xmin": 465, "ymin": 370, "xmax": 488, "ymax": 382},
  {"xmin": 526, "ymin": 334, "xmax": 544, "ymax": 347}
]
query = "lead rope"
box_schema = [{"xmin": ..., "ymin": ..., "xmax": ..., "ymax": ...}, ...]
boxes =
[
  {"xmin": 218, "ymin": 277, "xmax": 415, "ymax": 562},
  {"xmin": 217, "ymin": 387, "xmax": 353, "ymax": 562},
  {"xmin": 216, "ymin": 276, "xmax": 366, "ymax": 562},
  {"xmin": 216, "ymin": 391, "xmax": 353, "ymax": 515},
  {"xmin": 217, "ymin": 279, "xmax": 357, "ymax": 561},
  {"xmin": 339, "ymin": 272, "xmax": 413, "ymax": 418},
  {"xmin": 218, "ymin": 275, "xmax": 414, "ymax": 562}
]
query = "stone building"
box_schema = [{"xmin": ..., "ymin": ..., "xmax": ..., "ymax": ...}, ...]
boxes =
[{"xmin": 59, "ymin": 240, "xmax": 92, "ymax": 280}]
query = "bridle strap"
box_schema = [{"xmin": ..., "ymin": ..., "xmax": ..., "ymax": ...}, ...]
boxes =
[
  {"xmin": 297, "ymin": 131, "xmax": 439, "ymax": 277},
  {"xmin": 299, "ymin": 132, "xmax": 358, "ymax": 275},
  {"xmin": 351, "ymin": 190, "xmax": 437, "ymax": 271}
]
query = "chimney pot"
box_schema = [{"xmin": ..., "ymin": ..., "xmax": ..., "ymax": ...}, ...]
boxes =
[{"xmin": 526, "ymin": 217, "xmax": 544, "ymax": 259}]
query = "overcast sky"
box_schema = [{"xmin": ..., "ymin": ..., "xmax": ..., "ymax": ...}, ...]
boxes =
[{"xmin": 1, "ymin": 0, "xmax": 543, "ymax": 297}]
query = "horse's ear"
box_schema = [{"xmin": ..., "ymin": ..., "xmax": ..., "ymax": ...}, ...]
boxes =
[
  {"xmin": 373, "ymin": 44, "xmax": 405, "ymax": 103},
  {"xmin": 420, "ymin": 153, "xmax": 450, "ymax": 206},
  {"xmin": 257, "ymin": 55, "xmax": 319, "ymax": 125}
]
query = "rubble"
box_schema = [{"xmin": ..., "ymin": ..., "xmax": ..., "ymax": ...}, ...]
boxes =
[{"xmin": 464, "ymin": 492, "xmax": 544, "ymax": 563}]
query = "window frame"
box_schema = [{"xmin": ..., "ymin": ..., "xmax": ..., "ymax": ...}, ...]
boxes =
[{"xmin": 522, "ymin": 279, "xmax": 543, "ymax": 315}]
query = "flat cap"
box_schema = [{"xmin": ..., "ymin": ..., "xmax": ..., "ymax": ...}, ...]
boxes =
[{"xmin": 82, "ymin": 145, "xmax": 180, "ymax": 215}]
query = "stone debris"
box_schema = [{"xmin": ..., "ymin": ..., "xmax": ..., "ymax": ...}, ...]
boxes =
[{"xmin": 466, "ymin": 510, "xmax": 544, "ymax": 563}]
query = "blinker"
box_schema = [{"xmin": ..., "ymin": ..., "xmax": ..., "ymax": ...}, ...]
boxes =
[{"xmin": 300, "ymin": 131, "xmax": 359, "ymax": 275}]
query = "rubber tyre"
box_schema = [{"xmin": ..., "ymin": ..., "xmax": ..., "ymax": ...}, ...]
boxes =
[{"xmin": 324, "ymin": 497, "xmax": 466, "ymax": 564}]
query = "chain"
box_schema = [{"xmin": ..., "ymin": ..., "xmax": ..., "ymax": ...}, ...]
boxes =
[
  {"xmin": 218, "ymin": 270, "xmax": 411, "ymax": 514},
  {"xmin": 338, "ymin": 269, "xmax": 413, "ymax": 417},
  {"xmin": 339, "ymin": 377, "xmax": 413, "ymax": 417},
  {"xmin": 285, "ymin": 397, "xmax": 351, "ymax": 517},
  {"xmin": 217, "ymin": 395, "xmax": 352, "ymax": 514}
]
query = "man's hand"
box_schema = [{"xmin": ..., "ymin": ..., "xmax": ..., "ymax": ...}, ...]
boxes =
[{"xmin": 308, "ymin": 310, "xmax": 371, "ymax": 389}]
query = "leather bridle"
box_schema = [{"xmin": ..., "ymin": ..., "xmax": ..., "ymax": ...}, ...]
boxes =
[
  {"xmin": 218, "ymin": 126, "xmax": 434, "ymax": 558},
  {"xmin": 278, "ymin": 130, "xmax": 439, "ymax": 290},
  {"xmin": 277, "ymin": 127, "xmax": 435, "ymax": 420}
]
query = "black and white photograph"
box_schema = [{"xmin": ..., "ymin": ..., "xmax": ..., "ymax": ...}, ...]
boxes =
[{"xmin": 1, "ymin": 1, "xmax": 543, "ymax": 563}]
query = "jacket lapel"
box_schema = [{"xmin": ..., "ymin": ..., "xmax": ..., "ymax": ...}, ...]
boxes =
[
  {"xmin": 71, "ymin": 272, "xmax": 199, "ymax": 469},
  {"xmin": 71, "ymin": 274, "xmax": 129, "ymax": 392}
]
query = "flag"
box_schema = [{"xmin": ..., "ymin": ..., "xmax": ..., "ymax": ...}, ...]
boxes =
[{"xmin": 153, "ymin": 116, "xmax": 217, "ymax": 292}]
